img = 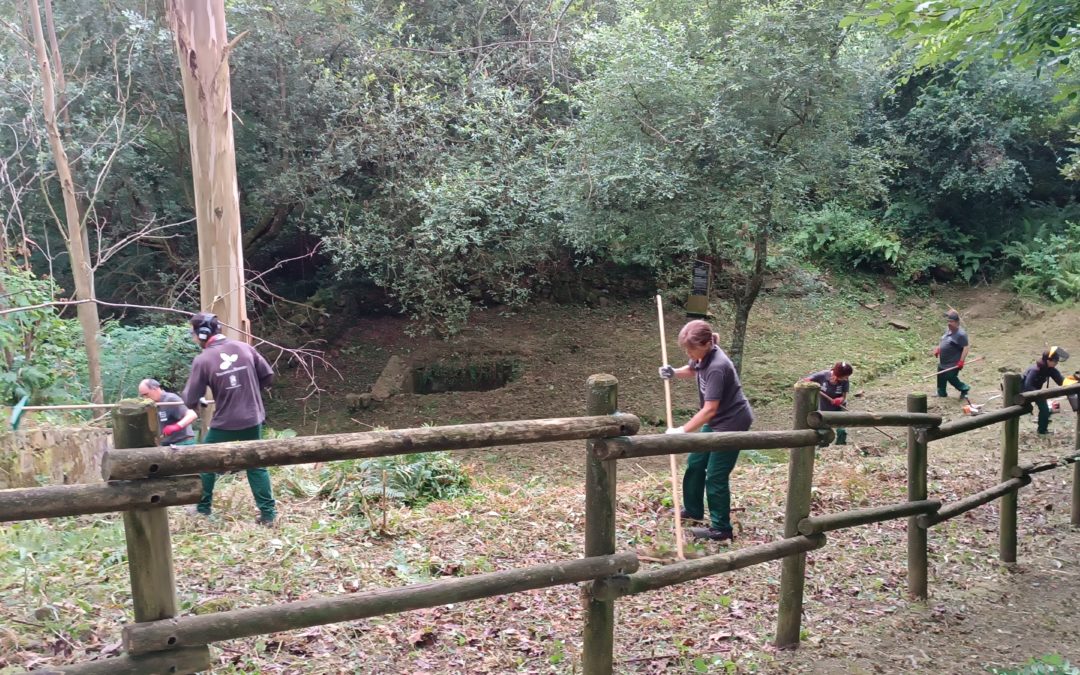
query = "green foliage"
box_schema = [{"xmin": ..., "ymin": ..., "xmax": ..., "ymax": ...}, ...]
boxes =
[
  {"xmin": 316, "ymin": 452, "xmax": 472, "ymax": 516},
  {"xmin": 990, "ymin": 653, "xmax": 1080, "ymax": 675},
  {"xmin": 0, "ymin": 268, "xmax": 84, "ymax": 405},
  {"xmin": 791, "ymin": 205, "xmax": 902, "ymax": 274},
  {"xmin": 1003, "ymin": 222, "xmax": 1080, "ymax": 302},
  {"xmin": 93, "ymin": 323, "xmax": 201, "ymax": 400}
]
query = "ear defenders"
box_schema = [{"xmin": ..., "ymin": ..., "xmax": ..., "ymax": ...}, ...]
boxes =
[{"xmin": 191, "ymin": 312, "xmax": 221, "ymax": 342}]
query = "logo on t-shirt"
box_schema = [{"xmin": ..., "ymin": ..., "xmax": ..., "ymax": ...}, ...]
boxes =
[{"xmin": 219, "ymin": 353, "xmax": 239, "ymax": 370}]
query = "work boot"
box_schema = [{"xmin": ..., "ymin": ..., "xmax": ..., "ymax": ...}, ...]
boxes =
[
  {"xmin": 254, "ymin": 514, "xmax": 277, "ymax": 528},
  {"xmin": 679, "ymin": 509, "xmax": 705, "ymax": 523},
  {"xmin": 689, "ymin": 526, "xmax": 734, "ymax": 542}
]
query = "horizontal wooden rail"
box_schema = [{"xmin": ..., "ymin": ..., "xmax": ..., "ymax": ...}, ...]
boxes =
[
  {"xmin": 918, "ymin": 476, "xmax": 1031, "ymax": 528},
  {"xmin": 590, "ymin": 429, "xmax": 828, "ymax": 461},
  {"xmin": 797, "ymin": 499, "xmax": 941, "ymax": 535},
  {"xmin": 1012, "ymin": 454, "xmax": 1080, "ymax": 478},
  {"xmin": 807, "ymin": 411, "xmax": 942, "ymax": 429},
  {"xmin": 0, "ymin": 477, "xmax": 201, "ymax": 523},
  {"xmin": 123, "ymin": 551, "xmax": 638, "ymax": 654},
  {"xmin": 1016, "ymin": 382, "xmax": 1080, "ymax": 404},
  {"xmin": 29, "ymin": 646, "xmax": 211, "ymax": 674},
  {"xmin": 588, "ymin": 535, "xmax": 826, "ymax": 601},
  {"xmin": 104, "ymin": 414, "xmax": 641, "ymax": 480},
  {"xmin": 926, "ymin": 404, "xmax": 1030, "ymax": 441}
]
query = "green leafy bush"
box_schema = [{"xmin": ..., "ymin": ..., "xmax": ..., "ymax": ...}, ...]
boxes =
[
  {"xmin": 0, "ymin": 268, "xmax": 84, "ymax": 405},
  {"xmin": 791, "ymin": 205, "xmax": 904, "ymax": 275},
  {"xmin": 316, "ymin": 452, "xmax": 472, "ymax": 515},
  {"xmin": 93, "ymin": 322, "xmax": 201, "ymax": 400},
  {"xmin": 1003, "ymin": 223, "xmax": 1080, "ymax": 302}
]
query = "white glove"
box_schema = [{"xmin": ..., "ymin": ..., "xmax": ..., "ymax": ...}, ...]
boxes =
[
  {"xmin": 665, "ymin": 426, "xmax": 685, "ymax": 434},
  {"xmin": 198, "ymin": 397, "xmax": 211, "ymax": 407},
  {"xmin": 658, "ymin": 365, "xmax": 676, "ymax": 380}
]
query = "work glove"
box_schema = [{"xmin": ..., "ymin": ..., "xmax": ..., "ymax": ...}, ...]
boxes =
[
  {"xmin": 658, "ymin": 365, "xmax": 676, "ymax": 380},
  {"xmin": 956, "ymin": 359, "xmax": 965, "ymax": 370},
  {"xmin": 831, "ymin": 397, "xmax": 844, "ymax": 407},
  {"xmin": 933, "ymin": 346, "xmax": 941, "ymax": 357},
  {"xmin": 161, "ymin": 423, "xmax": 182, "ymax": 437},
  {"xmin": 665, "ymin": 426, "xmax": 685, "ymax": 434}
]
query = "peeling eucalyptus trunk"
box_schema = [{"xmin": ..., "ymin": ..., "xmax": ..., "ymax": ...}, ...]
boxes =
[
  {"xmin": 166, "ymin": 0, "xmax": 249, "ymax": 340},
  {"xmin": 25, "ymin": 0, "xmax": 104, "ymax": 403}
]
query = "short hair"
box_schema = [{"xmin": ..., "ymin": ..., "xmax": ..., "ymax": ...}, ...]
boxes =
[
  {"xmin": 138, "ymin": 378, "xmax": 162, "ymax": 392},
  {"xmin": 832, "ymin": 361, "xmax": 853, "ymax": 378}
]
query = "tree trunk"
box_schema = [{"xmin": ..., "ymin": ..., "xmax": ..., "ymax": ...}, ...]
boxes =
[
  {"xmin": 166, "ymin": 0, "xmax": 249, "ymax": 341},
  {"xmin": 728, "ymin": 207, "xmax": 770, "ymax": 376},
  {"xmin": 26, "ymin": 0, "xmax": 104, "ymax": 403}
]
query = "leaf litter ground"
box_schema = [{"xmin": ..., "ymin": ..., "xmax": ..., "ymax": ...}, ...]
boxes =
[{"xmin": 2, "ymin": 283, "xmax": 1079, "ymax": 673}]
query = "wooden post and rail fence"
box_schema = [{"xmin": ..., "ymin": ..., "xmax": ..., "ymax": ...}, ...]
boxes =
[{"xmin": 1, "ymin": 374, "xmax": 1079, "ymax": 674}]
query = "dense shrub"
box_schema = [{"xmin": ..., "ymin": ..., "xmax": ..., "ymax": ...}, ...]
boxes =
[{"xmin": 1003, "ymin": 223, "xmax": 1080, "ymax": 303}]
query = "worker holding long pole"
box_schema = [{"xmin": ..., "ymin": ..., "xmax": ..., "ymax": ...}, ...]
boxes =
[{"xmin": 659, "ymin": 319, "xmax": 754, "ymax": 543}]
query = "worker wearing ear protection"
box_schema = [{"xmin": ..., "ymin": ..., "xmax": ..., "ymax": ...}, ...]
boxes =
[
  {"xmin": 1021, "ymin": 346, "xmax": 1069, "ymax": 435},
  {"xmin": 181, "ymin": 312, "xmax": 278, "ymax": 526}
]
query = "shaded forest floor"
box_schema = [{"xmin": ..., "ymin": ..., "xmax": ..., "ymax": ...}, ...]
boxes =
[{"xmin": 2, "ymin": 280, "xmax": 1080, "ymax": 673}]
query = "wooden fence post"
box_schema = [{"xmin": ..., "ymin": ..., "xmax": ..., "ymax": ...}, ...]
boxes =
[
  {"xmin": 1000, "ymin": 372, "xmax": 1021, "ymax": 564},
  {"xmin": 907, "ymin": 393, "xmax": 929, "ymax": 600},
  {"xmin": 114, "ymin": 401, "xmax": 179, "ymax": 623},
  {"xmin": 1073, "ymin": 399, "xmax": 1080, "ymax": 527},
  {"xmin": 775, "ymin": 381, "xmax": 819, "ymax": 649},
  {"xmin": 582, "ymin": 375, "xmax": 618, "ymax": 675}
]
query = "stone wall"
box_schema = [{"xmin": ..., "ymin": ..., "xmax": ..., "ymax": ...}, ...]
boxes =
[{"xmin": 0, "ymin": 427, "xmax": 111, "ymax": 488}]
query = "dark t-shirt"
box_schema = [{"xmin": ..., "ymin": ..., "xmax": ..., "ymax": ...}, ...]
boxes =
[
  {"xmin": 937, "ymin": 328, "xmax": 969, "ymax": 369},
  {"xmin": 807, "ymin": 370, "xmax": 849, "ymax": 411},
  {"xmin": 182, "ymin": 336, "xmax": 274, "ymax": 431},
  {"xmin": 689, "ymin": 346, "xmax": 754, "ymax": 432},
  {"xmin": 1021, "ymin": 362, "xmax": 1064, "ymax": 393},
  {"xmin": 157, "ymin": 391, "xmax": 195, "ymax": 444}
]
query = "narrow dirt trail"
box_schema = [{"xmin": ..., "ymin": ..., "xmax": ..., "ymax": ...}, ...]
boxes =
[{"xmin": 773, "ymin": 291, "xmax": 1080, "ymax": 674}]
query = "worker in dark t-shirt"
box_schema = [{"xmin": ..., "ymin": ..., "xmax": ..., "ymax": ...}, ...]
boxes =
[
  {"xmin": 1022, "ymin": 346, "xmax": 1068, "ymax": 435},
  {"xmin": 934, "ymin": 310, "xmax": 971, "ymax": 399},
  {"xmin": 181, "ymin": 312, "xmax": 278, "ymax": 526},
  {"xmin": 659, "ymin": 319, "xmax": 754, "ymax": 543},
  {"xmin": 138, "ymin": 378, "xmax": 196, "ymax": 446},
  {"xmin": 804, "ymin": 362, "xmax": 852, "ymax": 445}
]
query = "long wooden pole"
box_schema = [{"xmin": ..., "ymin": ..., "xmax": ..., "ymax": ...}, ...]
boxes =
[
  {"xmin": 907, "ymin": 393, "xmax": 929, "ymax": 600},
  {"xmin": 590, "ymin": 429, "xmax": 826, "ymax": 461},
  {"xmin": 927, "ymin": 404, "xmax": 1029, "ymax": 440},
  {"xmin": 582, "ymin": 375, "xmax": 620, "ymax": 675},
  {"xmin": 1016, "ymin": 381, "xmax": 1080, "ymax": 403},
  {"xmin": 656, "ymin": 295, "xmax": 685, "ymax": 560},
  {"xmin": 798, "ymin": 499, "xmax": 939, "ymax": 536},
  {"xmin": 0, "ymin": 477, "xmax": 202, "ymax": 523},
  {"xmin": 808, "ymin": 410, "xmax": 942, "ymax": 428},
  {"xmin": 103, "ymin": 414, "xmax": 641, "ymax": 480},
  {"xmin": 919, "ymin": 477, "xmax": 1030, "ymax": 528},
  {"xmin": 775, "ymin": 381, "xmax": 819, "ymax": 649},
  {"xmin": 124, "ymin": 551, "xmax": 639, "ymax": 655},
  {"xmin": 1000, "ymin": 372, "xmax": 1022, "ymax": 563},
  {"xmin": 590, "ymin": 534, "xmax": 827, "ymax": 601}
]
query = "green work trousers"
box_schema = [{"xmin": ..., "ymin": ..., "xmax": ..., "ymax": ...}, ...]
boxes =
[
  {"xmin": 937, "ymin": 370, "xmax": 970, "ymax": 398},
  {"xmin": 197, "ymin": 425, "xmax": 276, "ymax": 521},
  {"xmin": 1035, "ymin": 399, "xmax": 1051, "ymax": 434},
  {"xmin": 834, "ymin": 428, "xmax": 847, "ymax": 445},
  {"xmin": 681, "ymin": 425, "xmax": 740, "ymax": 532}
]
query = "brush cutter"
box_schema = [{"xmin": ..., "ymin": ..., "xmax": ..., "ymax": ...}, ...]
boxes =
[
  {"xmin": 923, "ymin": 355, "xmax": 985, "ymax": 380},
  {"xmin": 961, "ymin": 393, "xmax": 1001, "ymax": 416}
]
